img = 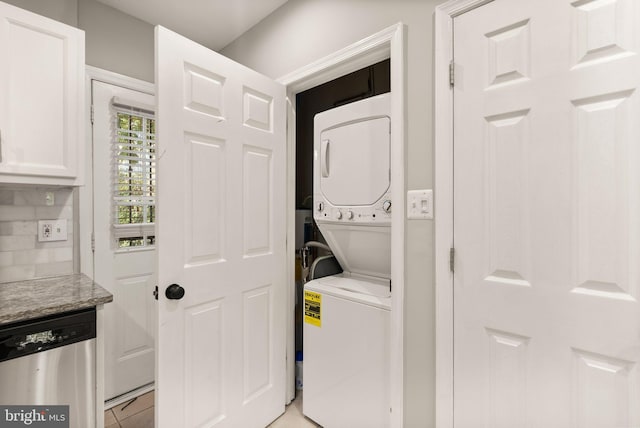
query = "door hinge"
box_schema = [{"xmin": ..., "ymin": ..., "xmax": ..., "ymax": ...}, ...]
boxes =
[
  {"xmin": 449, "ymin": 247, "xmax": 455, "ymax": 273},
  {"xmin": 90, "ymin": 104, "xmax": 94, "ymax": 125},
  {"xmin": 449, "ymin": 61, "xmax": 455, "ymax": 87},
  {"xmin": 153, "ymin": 286, "xmax": 159, "ymax": 300},
  {"xmin": 90, "ymin": 233, "xmax": 95, "ymax": 253}
]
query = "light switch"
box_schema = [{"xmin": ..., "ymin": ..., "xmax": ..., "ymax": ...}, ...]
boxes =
[{"xmin": 407, "ymin": 189, "xmax": 433, "ymax": 220}]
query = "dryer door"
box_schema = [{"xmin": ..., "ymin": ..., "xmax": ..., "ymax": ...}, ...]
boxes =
[{"xmin": 318, "ymin": 116, "xmax": 390, "ymax": 206}]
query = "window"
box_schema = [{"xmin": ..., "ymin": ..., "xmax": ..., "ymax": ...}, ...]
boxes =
[{"xmin": 112, "ymin": 102, "xmax": 156, "ymax": 249}]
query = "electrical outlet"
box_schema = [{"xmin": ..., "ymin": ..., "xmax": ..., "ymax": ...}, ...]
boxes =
[{"xmin": 38, "ymin": 220, "xmax": 67, "ymax": 242}]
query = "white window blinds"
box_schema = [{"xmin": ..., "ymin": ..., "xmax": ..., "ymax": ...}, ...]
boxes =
[{"xmin": 112, "ymin": 100, "xmax": 156, "ymax": 248}]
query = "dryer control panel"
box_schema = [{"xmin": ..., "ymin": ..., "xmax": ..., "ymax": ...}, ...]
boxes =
[{"xmin": 314, "ymin": 192, "xmax": 392, "ymax": 225}]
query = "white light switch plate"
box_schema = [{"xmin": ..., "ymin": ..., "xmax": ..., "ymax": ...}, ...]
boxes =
[
  {"xmin": 38, "ymin": 219, "xmax": 67, "ymax": 242},
  {"xmin": 407, "ymin": 189, "xmax": 433, "ymax": 220}
]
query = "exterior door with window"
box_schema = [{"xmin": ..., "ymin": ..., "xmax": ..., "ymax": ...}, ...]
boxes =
[
  {"xmin": 156, "ymin": 26, "xmax": 287, "ymax": 428},
  {"xmin": 453, "ymin": 0, "xmax": 640, "ymax": 426},
  {"xmin": 92, "ymin": 80, "xmax": 156, "ymax": 401}
]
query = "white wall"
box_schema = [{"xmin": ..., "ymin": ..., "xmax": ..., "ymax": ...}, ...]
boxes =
[
  {"xmin": 1, "ymin": 0, "xmax": 77, "ymax": 26},
  {"xmin": 222, "ymin": 1, "xmax": 443, "ymax": 426},
  {"xmin": 78, "ymin": 0, "xmax": 154, "ymax": 82},
  {"xmin": 3, "ymin": 0, "xmax": 154, "ymax": 82}
]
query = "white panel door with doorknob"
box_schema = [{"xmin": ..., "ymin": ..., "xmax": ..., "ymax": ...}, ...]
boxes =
[
  {"xmin": 155, "ymin": 26, "xmax": 287, "ymax": 428},
  {"xmin": 453, "ymin": 0, "xmax": 640, "ymax": 427}
]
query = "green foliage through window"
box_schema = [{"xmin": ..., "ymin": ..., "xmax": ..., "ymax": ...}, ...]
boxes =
[{"xmin": 113, "ymin": 107, "xmax": 156, "ymax": 249}]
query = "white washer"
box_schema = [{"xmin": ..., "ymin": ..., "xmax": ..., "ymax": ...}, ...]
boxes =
[
  {"xmin": 303, "ymin": 275, "xmax": 390, "ymax": 428},
  {"xmin": 304, "ymin": 93, "xmax": 392, "ymax": 427}
]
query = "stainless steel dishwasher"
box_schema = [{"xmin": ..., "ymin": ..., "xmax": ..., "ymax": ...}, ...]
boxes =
[{"xmin": 0, "ymin": 308, "xmax": 96, "ymax": 428}]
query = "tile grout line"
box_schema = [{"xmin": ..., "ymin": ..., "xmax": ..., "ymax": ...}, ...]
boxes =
[
  {"xmin": 104, "ymin": 409, "xmax": 121, "ymax": 428},
  {"xmin": 117, "ymin": 407, "xmax": 154, "ymax": 428},
  {"xmin": 110, "ymin": 391, "xmax": 155, "ymax": 426},
  {"xmin": 113, "ymin": 406, "xmax": 154, "ymax": 424},
  {"xmin": 107, "ymin": 391, "xmax": 154, "ymax": 425}
]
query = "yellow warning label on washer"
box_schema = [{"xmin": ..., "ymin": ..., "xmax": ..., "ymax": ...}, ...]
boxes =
[{"xmin": 304, "ymin": 291, "xmax": 322, "ymax": 327}]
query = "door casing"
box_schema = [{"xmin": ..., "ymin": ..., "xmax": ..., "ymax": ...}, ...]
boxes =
[
  {"xmin": 277, "ymin": 22, "xmax": 406, "ymax": 428},
  {"xmin": 435, "ymin": 2, "xmax": 509, "ymax": 427},
  {"xmin": 436, "ymin": 1, "xmax": 640, "ymax": 426}
]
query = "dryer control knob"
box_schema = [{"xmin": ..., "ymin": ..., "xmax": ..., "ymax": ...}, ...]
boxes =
[
  {"xmin": 335, "ymin": 210, "xmax": 343, "ymax": 220},
  {"xmin": 346, "ymin": 210, "xmax": 354, "ymax": 220},
  {"xmin": 382, "ymin": 200, "xmax": 392, "ymax": 213}
]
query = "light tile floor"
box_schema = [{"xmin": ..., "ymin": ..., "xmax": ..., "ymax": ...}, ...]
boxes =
[
  {"xmin": 105, "ymin": 391, "xmax": 154, "ymax": 428},
  {"xmin": 269, "ymin": 393, "xmax": 320, "ymax": 428},
  {"xmin": 104, "ymin": 391, "xmax": 318, "ymax": 428}
]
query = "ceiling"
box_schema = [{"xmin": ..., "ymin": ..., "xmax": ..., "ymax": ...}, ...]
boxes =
[{"xmin": 96, "ymin": 0, "xmax": 289, "ymax": 51}]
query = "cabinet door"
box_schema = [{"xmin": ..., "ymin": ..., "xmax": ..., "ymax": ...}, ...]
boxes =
[{"xmin": 0, "ymin": 2, "xmax": 84, "ymax": 185}]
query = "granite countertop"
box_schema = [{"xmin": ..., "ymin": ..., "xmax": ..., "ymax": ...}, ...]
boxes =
[{"xmin": 0, "ymin": 273, "xmax": 113, "ymax": 325}]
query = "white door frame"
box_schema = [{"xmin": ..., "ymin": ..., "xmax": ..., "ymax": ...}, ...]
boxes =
[
  {"xmin": 433, "ymin": 2, "xmax": 494, "ymax": 427},
  {"xmin": 79, "ymin": 66, "xmax": 154, "ymax": 428},
  {"xmin": 277, "ymin": 22, "xmax": 406, "ymax": 428}
]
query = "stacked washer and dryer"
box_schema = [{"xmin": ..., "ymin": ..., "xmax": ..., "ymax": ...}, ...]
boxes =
[{"xmin": 303, "ymin": 93, "xmax": 392, "ymax": 428}]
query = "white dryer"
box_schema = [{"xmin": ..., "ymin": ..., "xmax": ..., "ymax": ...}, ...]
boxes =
[{"xmin": 303, "ymin": 92, "xmax": 391, "ymax": 428}]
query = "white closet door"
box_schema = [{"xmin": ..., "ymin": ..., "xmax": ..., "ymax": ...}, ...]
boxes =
[
  {"xmin": 155, "ymin": 26, "xmax": 287, "ymax": 428},
  {"xmin": 454, "ymin": 0, "xmax": 640, "ymax": 426}
]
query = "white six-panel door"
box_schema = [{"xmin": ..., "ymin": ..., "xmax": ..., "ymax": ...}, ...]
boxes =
[
  {"xmin": 453, "ymin": 0, "xmax": 640, "ymax": 426},
  {"xmin": 155, "ymin": 26, "xmax": 286, "ymax": 428}
]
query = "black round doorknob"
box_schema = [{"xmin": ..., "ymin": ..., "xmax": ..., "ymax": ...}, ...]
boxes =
[{"xmin": 165, "ymin": 284, "xmax": 185, "ymax": 300}]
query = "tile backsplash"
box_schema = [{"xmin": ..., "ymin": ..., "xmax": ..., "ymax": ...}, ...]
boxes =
[{"xmin": 0, "ymin": 187, "xmax": 74, "ymax": 283}]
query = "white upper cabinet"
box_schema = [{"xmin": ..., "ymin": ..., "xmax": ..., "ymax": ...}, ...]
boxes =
[{"xmin": 0, "ymin": 2, "xmax": 84, "ymax": 185}]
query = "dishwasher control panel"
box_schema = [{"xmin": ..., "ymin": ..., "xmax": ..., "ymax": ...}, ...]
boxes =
[{"xmin": 0, "ymin": 308, "xmax": 96, "ymax": 363}]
